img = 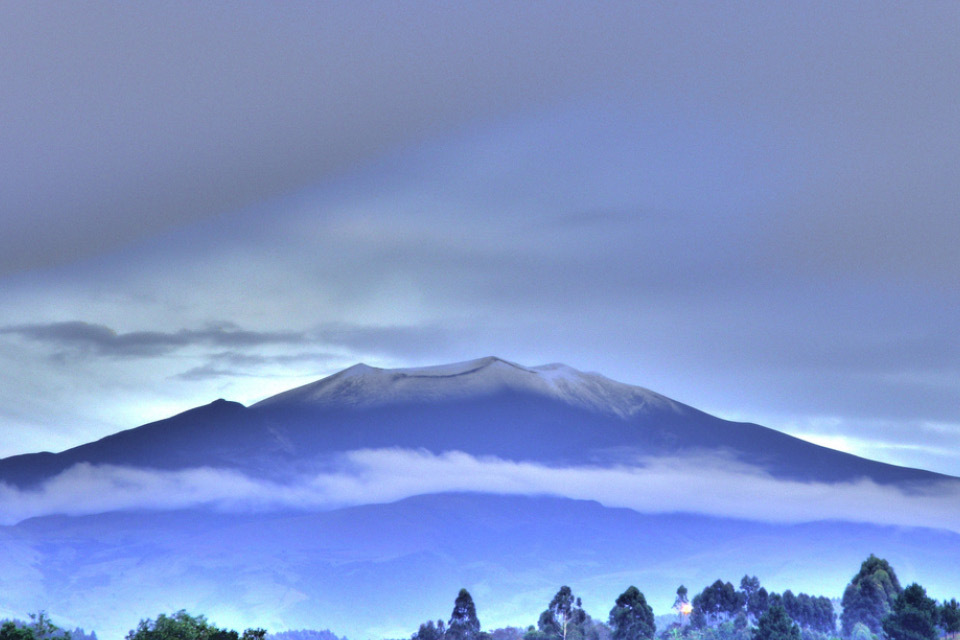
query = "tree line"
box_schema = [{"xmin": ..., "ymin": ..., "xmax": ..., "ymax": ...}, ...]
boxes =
[
  {"xmin": 409, "ymin": 555, "xmax": 959, "ymax": 640},
  {"xmin": 3, "ymin": 555, "xmax": 958, "ymax": 640}
]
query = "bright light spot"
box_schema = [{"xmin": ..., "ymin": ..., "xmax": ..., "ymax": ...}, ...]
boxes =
[{"xmin": 790, "ymin": 432, "xmax": 860, "ymax": 455}]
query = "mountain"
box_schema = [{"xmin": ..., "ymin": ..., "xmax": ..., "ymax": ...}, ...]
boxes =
[
  {"xmin": 4, "ymin": 494, "xmax": 960, "ymax": 640},
  {"xmin": 1, "ymin": 357, "xmax": 958, "ymax": 640},
  {"xmin": 0, "ymin": 357, "xmax": 949, "ymax": 487}
]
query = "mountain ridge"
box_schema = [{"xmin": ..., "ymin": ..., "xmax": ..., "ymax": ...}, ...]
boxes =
[
  {"xmin": 0, "ymin": 357, "xmax": 953, "ymax": 488},
  {"xmin": 1, "ymin": 357, "xmax": 959, "ymax": 640},
  {"xmin": 252, "ymin": 356, "xmax": 683, "ymax": 418}
]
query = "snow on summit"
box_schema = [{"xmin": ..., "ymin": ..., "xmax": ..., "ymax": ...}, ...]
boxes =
[{"xmin": 253, "ymin": 356, "xmax": 682, "ymax": 417}]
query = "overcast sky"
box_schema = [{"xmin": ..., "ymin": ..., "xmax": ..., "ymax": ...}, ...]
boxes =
[{"xmin": 1, "ymin": 2, "xmax": 959, "ymax": 476}]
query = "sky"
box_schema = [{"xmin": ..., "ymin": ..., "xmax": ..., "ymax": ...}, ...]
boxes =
[{"xmin": 1, "ymin": 2, "xmax": 959, "ymax": 476}]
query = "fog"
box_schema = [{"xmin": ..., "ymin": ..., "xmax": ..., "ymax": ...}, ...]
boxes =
[{"xmin": 4, "ymin": 449, "xmax": 959, "ymax": 532}]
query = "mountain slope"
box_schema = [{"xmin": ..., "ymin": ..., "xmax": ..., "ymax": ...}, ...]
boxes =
[
  {"xmin": 5, "ymin": 493, "xmax": 960, "ymax": 640},
  {"xmin": 0, "ymin": 357, "xmax": 951, "ymax": 488},
  {"xmin": 1, "ymin": 358, "xmax": 959, "ymax": 639}
]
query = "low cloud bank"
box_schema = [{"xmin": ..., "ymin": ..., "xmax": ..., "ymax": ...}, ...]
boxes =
[{"xmin": 2, "ymin": 449, "xmax": 959, "ymax": 531}]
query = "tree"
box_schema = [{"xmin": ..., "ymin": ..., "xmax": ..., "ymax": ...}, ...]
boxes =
[
  {"xmin": 739, "ymin": 577, "xmax": 769, "ymax": 625},
  {"xmin": 0, "ymin": 622, "xmax": 36, "ymax": 640},
  {"xmin": 413, "ymin": 621, "xmax": 446, "ymax": 640},
  {"xmin": 779, "ymin": 592, "xmax": 835, "ymax": 634},
  {"xmin": 694, "ymin": 581, "xmax": 746, "ymax": 626},
  {"xmin": 849, "ymin": 623, "xmax": 872, "ymax": 640},
  {"xmin": 740, "ymin": 578, "xmax": 760, "ymax": 610},
  {"xmin": 746, "ymin": 589, "xmax": 770, "ymax": 623},
  {"xmin": 537, "ymin": 587, "xmax": 587, "ymax": 640},
  {"xmin": 609, "ymin": 587, "xmax": 655, "ymax": 640},
  {"xmin": 881, "ymin": 583, "xmax": 938, "ymax": 640},
  {"xmin": 125, "ymin": 611, "xmax": 262, "ymax": 640},
  {"xmin": 752, "ymin": 606, "xmax": 800, "ymax": 640},
  {"xmin": 940, "ymin": 599, "xmax": 960, "ymax": 635},
  {"xmin": 447, "ymin": 589, "xmax": 481, "ymax": 640},
  {"xmin": 28, "ymin": 614, "xmax": 69, "ymax": 640},
  {"xmin": 840, "ymin": 555, "xmax": 902, "ymax": 637}
]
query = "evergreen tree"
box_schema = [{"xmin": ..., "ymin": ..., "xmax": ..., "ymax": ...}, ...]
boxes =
[
  {"xmin": 840, "ymin": 555, "xmax": 902, "ymax": 637},
  {"xmin": 881, "ymin": 583, "xmax": 938, "ymax": 640},
  {"xmin": 448, "ymin": 589, "xmax": 481, "ymax": 640},
  {"xmin": 779, "ymin": 592, "xmax": 835, "ymax": 634},
  {"xmin": 940, "ymin": 599, "xmax": 960, "ymax": 635},
  {"xmin": 125, "ymin": 611, "xmax": 262, "ymax": 640},
  {"xmin": 539, "ymin": 587, "xmax": 587, "ymax": 640},
  {"xmin": 413, "ymin": 621, "xmax": 446, "ymax": 640},
  {"xmin": 694, "ymin": 581, "xmax": 746, "ymax": 626},
  {"xmin": 740, "ymin": 578, "xmax": 761, "ymax": 614},
  {"xmin": 752, "ymin": 606, "xmax": 800, "ymax": 640},
  {"xmin": 609, "ymin": 587, "xmax": 655, "ymax": 640},
  {"xmin": 747, "ymin": 589, "xmax": 770, "ymax": 623},
  {"xmin": 536, "ymin": 612, "xmax": 561, "ymax": 640}
]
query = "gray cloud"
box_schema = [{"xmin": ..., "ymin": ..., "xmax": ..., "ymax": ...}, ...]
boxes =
[
  {"xmin": 173, "ymin": 351, "xmax": 342, "ymax": 382},
  {"xmin": 3, "ymin": 449, "xmax": 959, "ymax": 532},
  {"xmin": 2, "ymin": 321, "xmax": 463, "ymax": 362},
  {"xmin": 3, "ymin": 3, "xmax": 959, "ymax": 278},
  {"xmin": 1, "ymin": 321, "xmax": 306, "ymax": 357}
]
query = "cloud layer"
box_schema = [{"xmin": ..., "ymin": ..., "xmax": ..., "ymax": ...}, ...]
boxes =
[{"xmin": 4, "ymin": 449, "xmax": 959, "ymax": 533}]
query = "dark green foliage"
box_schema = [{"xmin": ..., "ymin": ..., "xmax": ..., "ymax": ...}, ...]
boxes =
[
  {"xmin": 536, "ymin": 611, "xmax": 562, "ymax": 640},
  {"xmin": 940, "ymin": 599, "xmax": 960, "ymax": 634},
  {"xmin": 536, "ymin": 587, "xmax": 588, "ymax": 640},
  {"xmin": 609, "ymin": 587, "xmax": 655, "ymax": 640},
  {"xmin": 739, "ymin": 577, "xmax": 768, "ymax": 623},
  {"xmin": 740, "ymin": 579, "xmax": 760, "ymax": 608},
  {"xmin": 447, "ymin": 589, "xmax": 481, "ymax": 640},
  {"xmin": 412, "ymin": 621, "xmax": 446, "ymax": 640},
  {"xmin": 125, "ymin": 611, "xmax": 263, "ymax": 640},
  {"xmin": 881, "ymin": 583, "xmax": 938, "ymax": 640},
  {"xmin": 752, "ymin": 606, "xmax": 800, "ymax": 640},
  {"xmin": 579, "ymin": 619, "xmax": 611, "ymax": 640},
  {"xmin": 689, "ymin": 608, "xmax": 708, "ymax": 631},
  {"xmin": 693, "ymin": 581, "xmax": 746, "ymax": 626},
  {"xmin": 780, "ymin": 592, "xmax": 835, "ymax": 634},
  {"xmin": 655, "ymin": 622, "xmax": 681, "ymax": 640},
  {"xmin": 747, "ymin": 590, "xmax": 769, "ymax": 623},
  {"xmin": 1, "ymin": 622, "xmax": 37, "ymax": 640},
  {"xmin": 0, "ymin": 613, "xmax": 72, "ymax": 640},
  {"xmin": 840, "ymin": 555, "xmax": 902, "ymax": 637}
]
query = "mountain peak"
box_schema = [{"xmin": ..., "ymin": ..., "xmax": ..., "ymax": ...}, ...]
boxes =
[{"xmin": 252, "ymin": 356, "xmax": 678, "ymax": 417}]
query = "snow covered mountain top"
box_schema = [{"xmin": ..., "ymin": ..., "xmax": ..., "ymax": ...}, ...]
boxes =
[{"xmin": 253, "ymin": 356, "xmax": 683, "ymax": 417}]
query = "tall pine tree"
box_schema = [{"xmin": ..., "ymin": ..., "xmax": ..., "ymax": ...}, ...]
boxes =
[
  {"xmin": 609, "ymin": 586, "xmax": 655, "ymax": 640},
  {"xmin": 840, "ymin": 555, "xmax": 902, "ymax": 637},
  {"xmin": 447, "ymin": 589, "xmax": 481, "ymax": 640}
]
